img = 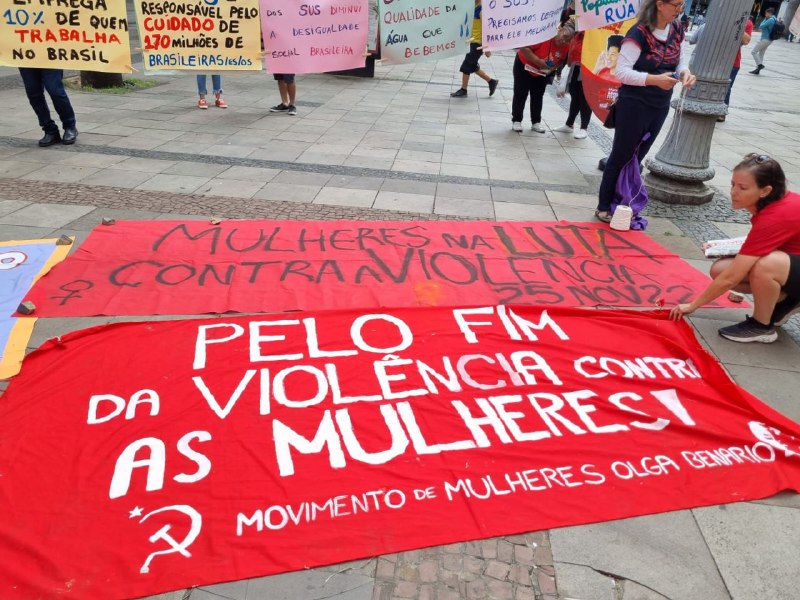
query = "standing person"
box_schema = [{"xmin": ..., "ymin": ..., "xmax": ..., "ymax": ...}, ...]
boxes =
[
  {"xmin": 593, "ymin": 0, "xmax": 696, "ymax": 223},
  {"xmin": 450, "ymin": 0, "xmax": 499, "ymax": 98},
  {"xmin": 670, "ymin": 154, "xmax": 800, "ymax": 342},
  {"xmin": 554, "ymin": 29, "xmax": 592, "ymax": 139},
  {"xmin": 750, "ymin": 8, "xmax": 777, "ymax": 74},
  {"xmin": 718, "ymin": 17, "xmax": 753, "ymax": 122},
  {"xmin": 196, "ymin": 74, "xmax": 227, "ymax": 109},
  {"xmin": 269, "ymin": 74, "xmax": 297, "ymax": 115},
  {"xmin": 511, "ymin": 23, "xmax": 575, "ymax": 133},
  {"xmin": 18, "ymin": 67, "xmax": 77, "ymax": 147}
]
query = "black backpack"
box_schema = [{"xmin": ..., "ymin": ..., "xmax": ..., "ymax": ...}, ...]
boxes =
[{"xmin": 770, "ymin": 21, "xmax": 786, "ymax": 40}]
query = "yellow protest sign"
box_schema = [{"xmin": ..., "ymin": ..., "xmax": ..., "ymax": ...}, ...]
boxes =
[
  {"xmin": 133, "ymin": 0, "xmax": 262, "ymax": 71},
  {"xmin": 0, "ymin": 0, "xmax": 132, "ymax": 72}
]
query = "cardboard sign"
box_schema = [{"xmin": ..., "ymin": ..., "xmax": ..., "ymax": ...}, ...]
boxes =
[
  {"xmin": 133, "ymin": 0, "xmax": 262, "ymax": 71},
  {"xmin": 261, "ymin": 0, "xmax": 368, "ymax": 74},
  {"xmin": 2, "ymin": 306, "xmax": 799, "ymax": 599},
  {"xmin": 481, "ymin": 0, "xmax": 563, "ymax": 52},
  {"xmin": 22, "ymin": 220, "xmax": 743, "ymax": 317},
  {"xmin": 378, "ymin": 0, "xmax": 472, "ymax": 64},
  {"xmin": 0, "ymin": 0, "xmax": 132, "ymax": 72}
]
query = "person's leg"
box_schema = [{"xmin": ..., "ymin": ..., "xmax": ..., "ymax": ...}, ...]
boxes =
[
  {"xmin": 196, "ymin": 74, "xmax": 208, "ymax": 108},
  {"xmin": 211, "ymin": 75, "xmax": 226, "ymax": 107},
  {"xmin": 637, "ymin": 104, "xmax": 670, "ymax": 160},
  {"xmin": 724, "ymin": 67, "xmax": 739, "ymax": 106},
  {"xmin": 529, "ymin": 76, "xmax": 548, "ymax": 125},
  {"xmin": 41, "ymin": 69, "xmax": 75, "ymax": 131},
  {"xmin": 749, "ymin": 252, "xmax": 792, "ymax": 325},
  {"xmin": 511, "ymin": 56, "xmax": 528, "ymax": 123},
  {"xmin": 576, "ymin": 79, "xmax": 592, "ymax": 130},
  {"xmin": 453, "ymin": 44, "xmax": 482, "ymax": 95},
  {"xmin": 475, "ymin": 69, "xmax": 492, "ymax": 83},
  {"xmin": 287, "ymin": 82, "xmax": 296, "ymax": 106},
  {"xmin": 565, "ymin": 70, "xmax": 581, "ymax": 127},
  {"xmin": 18, "ymin": 68, "xmax": 58, "ymax": 134},
  {"xmin": 597, "ymin": 96, "xmax": 647, "ymax": 212},
  {"xmin": 277, "ymin": 80, "xmax": 289, "ymax": 105}
]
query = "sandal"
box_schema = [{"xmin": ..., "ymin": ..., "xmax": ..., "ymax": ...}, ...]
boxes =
[{"xmin": 594, "ymin": 209, "xmax": 612, "ymax": 223}]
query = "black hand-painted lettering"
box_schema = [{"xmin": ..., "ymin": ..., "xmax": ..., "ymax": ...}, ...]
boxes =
[
  {"xmin": 51, "ymin": 279, "xmax": 93, "ymax": 305},
  {"xmin": 152, "ymin": 224, "xmax": 222, "ymax": 255}
]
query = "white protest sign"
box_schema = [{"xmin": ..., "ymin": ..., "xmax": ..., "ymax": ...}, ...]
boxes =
[
  {"xmin": 575, "ymin": 0, "xmax": 641, "ymax": 31},
  {"xmin": 378, "ymin": 0, "xmax": 473, "ymax": 64},
  {"xmin": 481, "ymin": 0, "xmax": 564, "ymax": 51}
]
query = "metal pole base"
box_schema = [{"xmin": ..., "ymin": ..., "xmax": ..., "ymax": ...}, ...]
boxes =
[{"xmin": 644, "ymin": 171, "xmax": 716, "ymax": 205}]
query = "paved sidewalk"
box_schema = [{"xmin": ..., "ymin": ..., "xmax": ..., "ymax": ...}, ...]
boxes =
[{"xmin": 1, "ymin": 36, "xmax": 799, "ymax": 600}]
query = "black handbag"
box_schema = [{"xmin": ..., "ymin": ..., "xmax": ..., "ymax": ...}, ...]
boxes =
[{"xmin": 603, "ymin": 103, "xmax": 617, "ymax": 129}]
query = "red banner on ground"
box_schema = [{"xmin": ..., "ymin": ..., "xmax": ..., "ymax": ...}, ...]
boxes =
[
  {"xmin": 1, "ymin": 306, "xmax": 799, "ymax": 599},
  {"xmin": 22, "ymin": 220, "xmax": 739, "ymax": 316}
]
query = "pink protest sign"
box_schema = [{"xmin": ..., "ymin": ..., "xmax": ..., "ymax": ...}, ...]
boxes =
[{"xmin": 261, "ymin": 0, "xmax": 368, "ymax": 73}]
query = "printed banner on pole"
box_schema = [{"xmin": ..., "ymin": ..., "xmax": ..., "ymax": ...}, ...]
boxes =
[
  {"xmin": 0, "ymin": 239, "xmax": 71, "ymax": 379},
  {"xmin": 133, "ymin": 0, "xmax": 262, "ymax": 71},
  {"xmin": 261, "ymin": 0, "xmax": 368, "ymax": 74},
  {"xmin": 378, "ymin": 0, "xmax": 472, "ymax": 64},
  {"xmin": 0, "ymin": 0, "xmax": 131, "ymax": 72},
  {"xmin": 581, "ymin": 18, "xmax": 634, "ymax": 121},
  {"xmin": 575, "ymin": 0, "xmax": 641, "ymax": 31},
  {"xmin": 22, "ymin": 219, "xmax": 744, "ymax": 317},
  {"xmin": 1, "ymin": 306, "xmax": 800, "ymax": 599},
  {"xmin": 481, "ymin": 0, "xmax": 563, "ymax": 52}
]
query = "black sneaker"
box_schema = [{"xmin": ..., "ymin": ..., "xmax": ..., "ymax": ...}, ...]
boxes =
[
  {"xmin": 488, "ymin": 79, "xmax": 498, "ymax": 97},
  {"xmin": 718, "ymin": 316, "xmax": 777, "ymax": 343},
  {"xmin": 450, "ymin": 88, "xmax": 467, "ymax": 97},
  {"xmin": 287, "ymin": 105, "xmax": 297, "ymax": 115},
  {"xmin": 771, "ymin": 296, "xmax": 800, "ymax": 326},
  {"xmin": 270, "ymin": 103, "xmax": 289, "ymax": 112}
]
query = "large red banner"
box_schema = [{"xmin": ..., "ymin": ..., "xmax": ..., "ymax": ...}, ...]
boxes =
[
  {"xmin": 1, "ymin": 306, "xmax": 799, "ymax": 600},
  {"xmin": 22, "ymin": 220, "xmax": 739, "ymax": 316}
]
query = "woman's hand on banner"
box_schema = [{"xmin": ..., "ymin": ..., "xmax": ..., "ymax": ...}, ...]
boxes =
[{"xmin": 669, "ymin": 303, "xmax": 696, "ymax": 320}]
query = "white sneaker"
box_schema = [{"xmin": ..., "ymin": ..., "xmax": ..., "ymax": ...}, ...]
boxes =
[
  {"xmin": 574, "ymin": 129, "xmax": 588, "ymax": 139},
  {"xmin": 554, "ymin": 124, "xmax": 573, "ymax": 133},
  {"xmin": 512, "ymin": 121, "xmax": 523, "ymax": 132},
  {"xmin": 531, "ymin": 122, "xmax": 546, "ymax": 133}
]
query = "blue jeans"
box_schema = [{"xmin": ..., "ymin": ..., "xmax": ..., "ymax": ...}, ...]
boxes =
[
  {"xmin": 196, "ymin": 74, "xmax": 222, "ymax": 96},
  {"xmin": 724, "ymin": 67, "xmax": 739, "ymax": 106},
  {"xmin": 18, "ymin": 68, "xmax": 76, "ymax": 134}
]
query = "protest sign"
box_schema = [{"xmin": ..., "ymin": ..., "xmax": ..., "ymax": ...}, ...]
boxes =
[
  {"xmin": 581, "ymin": 18, "xmax": 634, "ymax": 121},
  {"xmin": 21, "ymin": 219, "xmax": 743, "ymax": 317},
  {"xmin": 261, "ymin": 0, "xmax": 368, "ymax": 74},
  {"xmin": 0, "ymin": 0, "xmax": 131, "ymax": 72},
  {"xmin": 481, "ymin": 0, "xmax": 563, "ymax": 52},
  {"xmin": 0, "ymin": 239, "xmax": 71, "ymax": 379},
  {"xmin": 133, "ymin": 0, "xmax": 262, "ymax": 71},
  {"xmin": 575, "ymin": 0, "xmax": 641, "ymax": 31},
  {"xmin": 1, "ymin": 306, "xmax": 799, "ymax": 599},
  {"xmin": 378, "ymin": 0, "xmax": 472, "ymax": 64}
]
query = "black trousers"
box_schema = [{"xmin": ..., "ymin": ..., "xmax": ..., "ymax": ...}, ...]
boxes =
[
  {"xmin": 597, "ymin": 94, "xmax": 669, "ymax": 211},
  {"xmin": 566, "ymin": 66, "xmax": 592, "ymax": 129},
  {"xmin": 512, "ymin": 55, "xmax": 548, "ymax": 124}
]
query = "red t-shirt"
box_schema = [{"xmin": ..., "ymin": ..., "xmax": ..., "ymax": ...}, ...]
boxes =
[
  {"xmin": 734, "ymin": 20, "xmax": 754, "ymax": 69},
  {"xmin": 517, "ymin": 40, "xmax": 570, "ymax": 76},
  {"xmin": 568, "ymin": 33, "xmax": 584, "ymax": 65},
  {"xmin": 739, "ymin": 191, "xmax": 800, "ymax": 257}
]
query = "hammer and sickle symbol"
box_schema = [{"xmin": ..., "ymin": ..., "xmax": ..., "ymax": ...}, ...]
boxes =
[{"xmin": 137, "ymin": 505, "xmax": 203, "ymax": 574}]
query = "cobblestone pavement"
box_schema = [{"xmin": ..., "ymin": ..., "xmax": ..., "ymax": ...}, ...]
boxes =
[{"xmin": 1, "ymin": 33, "xmax": 799, "ymax": 600}]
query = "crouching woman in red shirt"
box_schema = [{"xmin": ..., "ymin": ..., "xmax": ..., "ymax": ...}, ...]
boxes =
[{"xmin": 670, "ymin": 154, "xmax": 800, "ymax": 343}]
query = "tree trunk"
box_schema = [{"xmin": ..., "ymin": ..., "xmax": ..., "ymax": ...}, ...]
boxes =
[{"xmin": 80, "ymin": 71, "xmax": 123, "ymax": 89}]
